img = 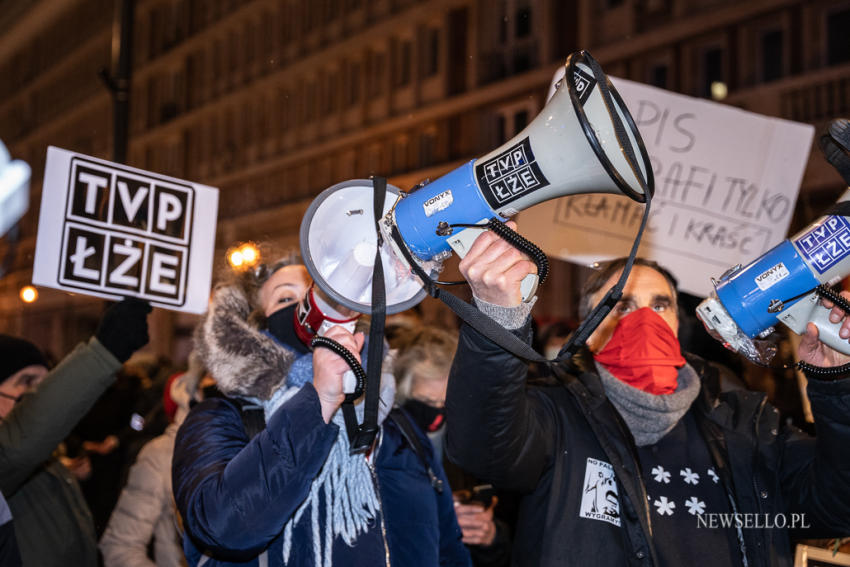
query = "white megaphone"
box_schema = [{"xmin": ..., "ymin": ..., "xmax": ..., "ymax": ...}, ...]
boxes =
[
  {"xmin": 697, "ymin": 188, "xmax": 850, "ymax": 358},
  {"xmin": 301, "ymin": 51, "xmax": 654, "ymax": 314}
]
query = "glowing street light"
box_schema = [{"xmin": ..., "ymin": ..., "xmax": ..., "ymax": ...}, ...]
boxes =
[
  {"xmin": 711, "ymin": 81, "xmax": 728, "ymax": 101},
  {"xmin": 229, "ymin": 249, "xmax": 244, "ymax": 268},
  {"xmin": 227, "ymin": 242, "xmax": 260, "ymax": 270},
  {"xmin": 20, "ymin": 285, "xmax": 37, "ymax": 303},
  {"xmin": 241, "ymin": 244, "xmax": 258, "ymax": 264}
]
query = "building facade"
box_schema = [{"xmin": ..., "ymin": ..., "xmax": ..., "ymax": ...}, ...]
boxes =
[{"xmin": 0, "ymin": 0, "xmax": 847, "ymax": 360}]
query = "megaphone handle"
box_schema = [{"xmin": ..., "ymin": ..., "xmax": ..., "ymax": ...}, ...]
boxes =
[
  {"xmin": 520, "ymin": 274, "xmax": 539, "ymax": 303},
  {"xmin": 342, "ymin": 370, "xmax": 358, "ymax": 394},
  {"xmin": 779, "ymin": 292, "xmax": 850, "ymax": 356},
  {"xmin": 807, "ymin": 302, "xmax": 850, "ymax": 356},
  {"xmin": 446, "ymin": 224, "xmax": 538, "ymax": 303}
]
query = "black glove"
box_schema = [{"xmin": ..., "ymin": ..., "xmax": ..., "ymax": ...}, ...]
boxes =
[{"xmin": 95, "ymin": 298, "xmax": 152, "ymax": 362}]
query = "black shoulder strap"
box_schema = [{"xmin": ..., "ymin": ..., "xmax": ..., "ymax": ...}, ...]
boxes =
[
  {"xmin": 389, "ymin": 408, "xmax": 444, "ymax": 493},
  {"xmin": 232, "ymin": 397, "xmax": 266, "ymax": 440}
]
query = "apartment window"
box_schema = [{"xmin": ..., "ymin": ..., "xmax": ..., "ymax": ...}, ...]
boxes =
[
  {"xmin": 365, "ymin": 142, "xmax": 384, "ymax": 174},
  {"xmin": 392, "ymin": 136, "xmax": 410, "ymax": 173},
  {"xmin": 326, "ymin": 71, "xmax": 339, "ymax": 113},
  {"xmin": 827, "ymin": 7, "xmax": 850, "ymax": 65},
  {"xmin": 278, "ymin": 88, "xmax": 291, "ymax": 130},
  {"xmin": 395, "ymin": 40, "xmax": 412, "ymax": 86},
  {"xmin": 761, "ymin": 29, "xmax": 784, "ymax": 82},
  {"xmin": 515, "ymin": 7, "xmax": 532, "ymax": 38},
  {"xmin": 419, "ymin": 129, "xmax": 436, "ymax": 167},
  {"xmin": 307, "ymin": 81, "xmax": 318, "ymax": 120},
  {"xmin": 348, "ymin": 61, "xmax": 361, "ymax": 104},
  {"xmin": 495, "ymin": 100, "xmax": 537, "ymax": 144},
  {"xmin": 369, "ymin": 51, "xmax": 386, "ymax": 96},
  {"xmin": 701, "ymin": 47, "xmax": 724, "ymax": 98},
  {"xmin": 650, "ymin": 63, "xmax": 668, "ymax": 88},
  {"xmin": 514, "ymin": 110, "xmax": 528, "ymax": 133},
  {"xmin": 424, "ymin": 29, "xmax": 440, "ymax": 77}
]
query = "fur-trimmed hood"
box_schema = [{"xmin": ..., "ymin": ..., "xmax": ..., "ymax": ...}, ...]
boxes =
[{"xmin": 195, "ymin": 285, "xmax": 295, "ymax": 400}]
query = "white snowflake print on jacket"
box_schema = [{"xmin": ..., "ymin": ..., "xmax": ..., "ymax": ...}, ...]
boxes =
[
  {"xmin": 680, "ymin": 468, "xmax": 700, "ymax": 485},
  {"xmin": 707, "ymin": 468, "xmax": 720, "ymax": 484},
  {"xmin": 654, "ymin": 496, "xmax": 676, "ymax": 516},
  {"xmin": 685, "ymin": 497, "xmax": 706, "ymax": 515},
  {"xmin": 651, "ymin": 466, "xmax": 671, "ymax": 484}
]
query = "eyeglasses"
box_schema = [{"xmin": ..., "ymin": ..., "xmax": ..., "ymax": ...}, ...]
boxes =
[{"xmin": 0, "ymin": 391, "xmax": 23, "ymax": 403}]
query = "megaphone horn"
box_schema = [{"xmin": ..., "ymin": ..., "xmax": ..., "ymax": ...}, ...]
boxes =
[{"xmin": 301, "ymin": 51, "xmax": 655, "ymax": 314}]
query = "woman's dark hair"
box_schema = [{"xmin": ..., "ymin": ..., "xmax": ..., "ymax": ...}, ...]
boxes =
[
  {"xmin": 578, "ymin": 257, "xmax": 679, "ymax": 319},
  {"xmin": 214, "ymin": 244, "xmax": 303, "ymax": 327}
]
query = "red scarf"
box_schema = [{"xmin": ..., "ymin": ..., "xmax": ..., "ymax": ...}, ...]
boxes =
[{"xmin": 593, "ymin": 307, "xmax": 686, "ymax": 395}]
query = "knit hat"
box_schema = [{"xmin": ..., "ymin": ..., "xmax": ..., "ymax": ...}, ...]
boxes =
[{"xmin": 0, "ymin": 334, "xmax": 49, "ymax": 384}]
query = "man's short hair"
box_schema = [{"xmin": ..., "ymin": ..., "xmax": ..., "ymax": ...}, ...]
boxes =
[{"xmin": 578, "ymin": 258, "xmax": 679, "ymax": 319}]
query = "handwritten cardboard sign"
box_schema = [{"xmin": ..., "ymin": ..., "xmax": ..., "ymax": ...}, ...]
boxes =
[
  {"xmin": 33, "ymin": 147, "xmax": 219, "ymax": 313},
  {"xmin": 521, "ymin": 76, "xmax": 815, "ymax": 298}
]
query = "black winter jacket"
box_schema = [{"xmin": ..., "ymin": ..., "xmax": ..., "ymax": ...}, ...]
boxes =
[{"xmin": 445, "ymin": 321, "xmax": 850, "ymax": 567}]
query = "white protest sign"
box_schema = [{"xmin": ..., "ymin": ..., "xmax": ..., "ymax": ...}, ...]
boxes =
[
  {"xmin": 521, "ymin": 76, "xmax": 815, "ymax": 298},
  {"xmin": 33, "ymin": 147, "xmax": 219, "ymax": 314}
]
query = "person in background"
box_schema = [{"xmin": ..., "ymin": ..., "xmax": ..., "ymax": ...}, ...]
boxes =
[
  {"xmin": 99, "ymin": 352, "xmax": 206, "ymax": 567},
  {"xmin": 0, "ymin": 298, "xmax": 151, "ymax": 567},
  {"xmin": 174, "ymin": 254, "xmax": 470, "ymax": 566},
  {"xmin": 0, "ymin": 491, "xmax": 20, "ymax": 566},
  {"xmin": 393, "ymin": 325, "xmax": 512, "ymax": 567}
]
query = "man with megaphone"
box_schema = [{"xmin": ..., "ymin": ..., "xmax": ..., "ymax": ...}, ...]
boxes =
[{"xmin": 444, "ymin": 235, "xmax": 850, "ymax": 566}]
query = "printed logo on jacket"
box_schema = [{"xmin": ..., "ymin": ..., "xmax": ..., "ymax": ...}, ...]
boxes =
[{"xmin": 580, "ymin": 457, "xmax": 621, "ymax": 526}]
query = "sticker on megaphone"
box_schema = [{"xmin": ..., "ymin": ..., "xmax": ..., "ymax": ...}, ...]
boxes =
[{"xmin": 300, "ymin": 51, "xmax": 654, "ymax": 315}]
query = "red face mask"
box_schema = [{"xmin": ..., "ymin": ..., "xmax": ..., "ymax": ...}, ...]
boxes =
[{"xmin": 593, "ymin": 307, "xmax": 686, "ymax": 395}]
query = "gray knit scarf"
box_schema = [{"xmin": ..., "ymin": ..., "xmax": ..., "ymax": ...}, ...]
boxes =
[
  {"xmin": 261, "ymin": 369, "xmax": 397, "ymax": 567},
  {"xmin": 595, "ymin": 361, "xmax": 701, "ymax": 446}
]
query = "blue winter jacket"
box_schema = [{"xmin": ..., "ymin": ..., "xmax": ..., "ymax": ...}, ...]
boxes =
[{"xmin": 173, "ymin": 382, "xmax": 471, "ymax": 567}]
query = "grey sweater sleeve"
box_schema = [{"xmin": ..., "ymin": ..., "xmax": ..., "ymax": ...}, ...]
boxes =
[
  {"xmin": 473, "ymin": 296, "xmax": 536, "ymax": 330},
  {"xmin": 0, "ymin": 337, "xmax": 122, "ymax": 495}
]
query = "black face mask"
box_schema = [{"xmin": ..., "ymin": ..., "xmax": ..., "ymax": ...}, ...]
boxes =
[
  {"xmin": 266, "ymin": 305, "xmax": 311, "ymax": 355},
  {"xmin": 200, "ymin": 384, "xmax": 223, "ymax": 401},
  {"xmin": 403, "ymin": 399, "xmax": 446, "ymax": 433}
]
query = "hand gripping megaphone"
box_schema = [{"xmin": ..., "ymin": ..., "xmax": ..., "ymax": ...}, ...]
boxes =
[
  {"xmin": 697, "ymin": 120, "xmax": 850, "ymax": 359},
  {"xmin": 300, "ymin": 51, "xmax": 654, "ymax": 314}
]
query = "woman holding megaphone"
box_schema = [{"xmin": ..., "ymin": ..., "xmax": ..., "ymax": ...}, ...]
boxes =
[{"xmin": 172, "ymin": 249, "xmax": 471, "ymax": 567}]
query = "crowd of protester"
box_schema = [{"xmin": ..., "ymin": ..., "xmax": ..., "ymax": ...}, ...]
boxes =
[{"xmin": 1, "ymin": 237, "xmax": 848, "ymax": 566}]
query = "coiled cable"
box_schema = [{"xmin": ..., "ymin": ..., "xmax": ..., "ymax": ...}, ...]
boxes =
[
  {"xmin": 449, "ymin": 218, "xmax": 550, "ymax": 284},
  {"xmin": 310, "ymin": 335, "xmax": 367, "ymax": 401}
]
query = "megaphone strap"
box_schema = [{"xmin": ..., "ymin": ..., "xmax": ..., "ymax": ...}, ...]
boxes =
[{"xmin": 331, "ymin": 176, "xmax": 389, "ymax": 455}]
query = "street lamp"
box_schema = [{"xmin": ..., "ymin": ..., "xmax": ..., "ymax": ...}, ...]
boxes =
[
  {"xmin": 227, "ymin": 243, "xmax": 260, "ymax": 270},
  {"xmin": 19, "ymin": 285, "xmax": 37, "ymax": 303}
]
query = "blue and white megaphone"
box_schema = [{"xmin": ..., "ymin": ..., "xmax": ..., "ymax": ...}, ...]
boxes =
[
  {"xmin": 697, "ymin": 121, "xmax": 850, "ymax": 358},
  {"xmin": 300, "ymin": 51, "xmax": 653, "ymax": 314}
]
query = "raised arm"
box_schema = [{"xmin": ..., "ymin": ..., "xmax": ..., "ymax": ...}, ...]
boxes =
[{"xmin": 445, "ymin": 222, "xmax": 555, "ymax": 491}]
